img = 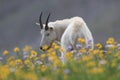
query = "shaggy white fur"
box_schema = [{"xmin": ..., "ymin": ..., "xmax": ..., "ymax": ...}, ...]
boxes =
[{"xmin": 37, "ymin": 16, "xmax": 94, "ymax": 52}]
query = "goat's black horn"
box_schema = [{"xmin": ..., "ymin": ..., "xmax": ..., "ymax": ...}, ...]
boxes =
[
  {"xmin": 39, "ymin": 12, "xmax": 43, "ymax": 29},
  {"xmin": 45, "ymin": 13, "xmax": 50, "ymax": 30}
]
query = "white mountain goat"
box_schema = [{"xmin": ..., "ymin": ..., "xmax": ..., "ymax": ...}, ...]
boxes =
[{"xmin": 36, "ymin": 13, "xmax": 94, "ymax": 53}]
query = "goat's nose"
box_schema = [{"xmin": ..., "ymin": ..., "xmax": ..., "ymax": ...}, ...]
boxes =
[{"xmin": 40, "ymin": 46, "xmax": 43, "ymax": 50}]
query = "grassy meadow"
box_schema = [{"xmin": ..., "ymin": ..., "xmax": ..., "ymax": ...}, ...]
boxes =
[{"xmin": 0, "ymin": 37, "xmax": 120, "ymax": 80}]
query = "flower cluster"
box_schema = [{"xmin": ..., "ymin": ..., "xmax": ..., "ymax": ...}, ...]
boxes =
[{"xmin": 0, "ymin": 38, "xmax": 120, "ymax": 80}]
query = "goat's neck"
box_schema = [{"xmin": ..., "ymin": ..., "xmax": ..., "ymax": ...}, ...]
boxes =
[
  {"xmin": 54, "ymin": 25, "xmax": 68, "ymax": 41},
  {"xmin": 50, "ymin": 19, "xmax": 71, "ymax": 42}
]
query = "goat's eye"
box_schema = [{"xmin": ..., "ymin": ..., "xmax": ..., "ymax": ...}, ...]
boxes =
[{"xmin": 46, "ymin": 33, "xmax": 50, "ymax": 36}]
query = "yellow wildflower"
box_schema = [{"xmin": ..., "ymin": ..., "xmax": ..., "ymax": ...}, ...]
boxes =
[
  {"xmin": 86, "ymin": 61, "xmax": 96, "ymax": 67},
  {"xmin": 9, "ymin": 60, "xmax": 16, "ymax": 67},
  {"xmin": 30, "ymin": 50, "xmax": 38, "ymax": 58},
  {"xmin": 0, "ymin": 65, "xmax": 10, "ymax": 80},
  {"xmin": 82, "ymin": 56, "xmax": 89, "ymax": 62},
  {"xmin": 48, "ymin": 51, "xmax": 56, "ymax": 57},
  {"xmin": 3, "ymin": 50, "xmax": 9, "ymax": 55},
  {"xmin": 54, "ymin": 45, "xmax": 60, "ymax": 49},
  {"xmin": 99, "ymin": 50, "xmax": 104, "ymax": 54},
  {"xmin": 24, "ymin": 59, "xmax": 30, "ymax": 65},
  {"xmin": 52, "ymin": 42, "xmax": 60, "ymax": 49},
  {"xmin": 23, "ymin": 45, "xmax": 32, "ymax": 52},
  {"xmin": 59, "ymin": 47, "xmax": 64, "ymax": 52},
  {"xmin": 108, "ymin": 37, "xmax": 115, "ymax": 41},
  {"xmin": 106, "ymin": 40, "xmax": 113, "ymax": 44},
  {"xmin": 51, "ymin": 51, "xmax": 56, "ymax": 56},
  {"xmin": 54, "ymin": 59, "xmax": 61, "ymax": 66},
  {"xmin": 106, "ymin": 37, "xmax": 116, "ymax": 44},
  {"xmin": 81, "ymin": 56, "xmax": 92, "ymax": 62},
  {"xmin": 8, "ymin": 56, "xmax": 14, "ymax": 62},
  {"xmin": 52, "ymin": 42, "xmax": 58, "ymax": 47},
  {"xmin": 77, "ymin": 38, "xmax": 85, "ymax": 43},
  {"xmin": 110, "ymin": 45, "xmax": 117, "ymax": 50},
  {"xmin": 79, "ymin": 48, "xmax": 86, "ymax": 53},
  {"xmin": 47, "ymin": 48, "xmax": 54, "ymax": 53},
  {"xmin": 25, "ymin": 73, "xmax": 38, "ymax": 80},
  {"xmin": 65, "ymin": 52, "xmax": 73, "ymax": 60},
  {"xmin": 98, "ymin": 53, "xmax": 104, "ymax": 58},
  {"xmin": 88, "ymin": 67, "xmax": 104, "ymax": 74},
  {"xmin": 93, "ymin": 49, "xmax": 99, "ymax": 55},
  {"xmin": 114, "ymin": 51, "xmax": 120, "ymax": 57},
  {"xmin": 15, "ymin": 59, "xmax": 22, "ymax": 65},
  {"xmin": 41, "ymin": 65, "xmax": 47, "ymax": 72},
  {"xmin": 49, "ymin": 56, "xmax": 57, "ymax": 61},
  {"xmin": 88, "ymin": 49, "xmax": 93, "ymax": 54},
  {"xmin": 42, "ymin": 45, "xmax": 49, "ymax": 50},
  {"xmin": 40, "ymin": 54, "xmax": 46, "ymax": 59},
  {"xmin": 13, "ymin": 47, "xmax": 20, "ymax": 53},
  {"xmin": 95, "ymin": 43, "xmax": 102, "ymax": 49}
]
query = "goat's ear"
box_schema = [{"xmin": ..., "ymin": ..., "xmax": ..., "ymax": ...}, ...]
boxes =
[{"xmin": 36, "ymin": 23, "xmax": 40, "ymax": 26}]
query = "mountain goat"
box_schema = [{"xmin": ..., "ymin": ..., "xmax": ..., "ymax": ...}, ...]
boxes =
[{"xmin": 36, "ymin": 13, "xmax": 94, "ymax": 53}]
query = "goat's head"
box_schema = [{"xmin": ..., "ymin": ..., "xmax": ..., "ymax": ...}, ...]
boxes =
[{"xmin": 37, "ymin": 12, "xmax": 57, "ymax": 51}]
